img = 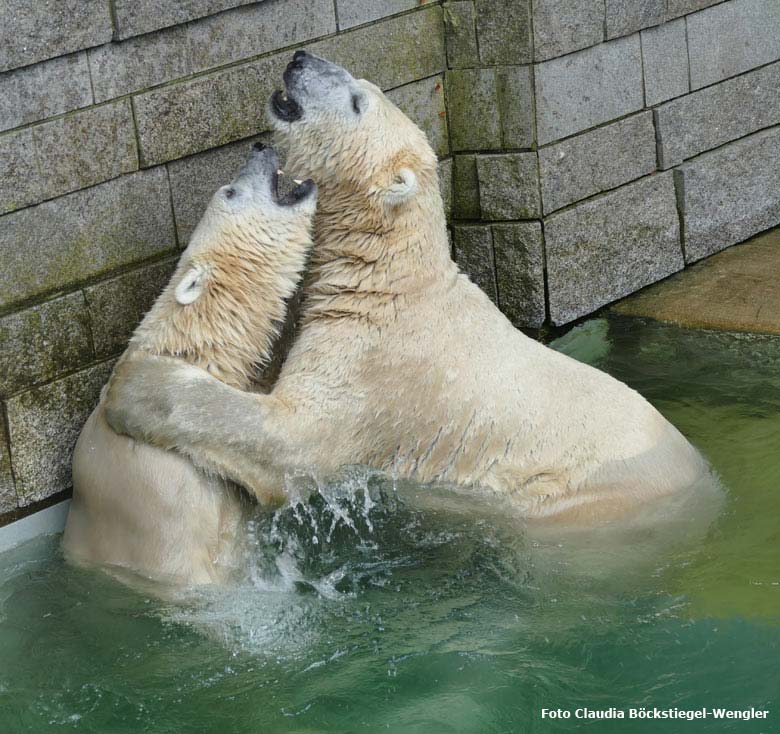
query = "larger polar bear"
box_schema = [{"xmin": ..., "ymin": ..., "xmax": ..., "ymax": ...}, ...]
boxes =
[
  {"xmin": 63, "ymin": 145, "xmax": 317, "ymax": 585},
  {"xmin": 104, "ymin": 51, "xmax": 712, "ymax": 523}
]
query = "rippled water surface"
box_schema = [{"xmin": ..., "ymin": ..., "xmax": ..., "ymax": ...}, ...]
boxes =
[{"xmin": 1, "ymin": 316, "xmax": 778, "ymax": 733}]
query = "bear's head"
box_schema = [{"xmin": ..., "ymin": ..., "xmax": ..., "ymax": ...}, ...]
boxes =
[
  {"xmin": 132, "ymin": 144, "xmax": 317, "ymax": 387},
  {"xmin": 269, "ymin": 51, "xmax": 438, "ymax": 213}
]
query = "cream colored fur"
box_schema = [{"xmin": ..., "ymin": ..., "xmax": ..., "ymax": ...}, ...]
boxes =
[
  {"xmin": 63, "ymin": 152, "xmax": 316, "ymax": 586},
  {"xmin": 104, "ymin": 60, "xmax": 715, "ymax": 526}
]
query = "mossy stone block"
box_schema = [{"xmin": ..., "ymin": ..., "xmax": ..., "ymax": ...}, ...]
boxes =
[
  {"xmin": 538, "ymin": 112, "xmax": 656, "ymax": 214},
  {"xmin": 496, "ymin": 66, "xmax": 534, "ymax": 148},
  {"xmin": 476, "ymin": 153, "xmax": 540, "ymax": 220},
  {"xmin": 315, "ymin": 6, "xmax": 445, "ymax": 91},
  {"xmin": 0, "ymin": 0, "xmax": 112, "ymax": 73},
  {"xmin": 387, "ymin": 75, "xmax": 448, "ymax": 157},
  {"xmin": 85, "ymin": 259, "xmax": 178, "ymax": 358},
  {"xmin": 112, "ymin": 0, "xmax": 254, "ymax": 39},
  {"xmin": 452, "ymin": 155, "xmax": 480, "ymax": 219},
  {"xmin": 545, "ymin": 172, "xmax": 683, "ymax": 324},
  {"xmin": 533, "ymin": 0, "xmax": 604, "ymax": 61},
  {"xmin": 444, "ymin": 1, "xmax": 480, "ymax": 68},
  {"xmin": 7, "ymin": 361, "xmax": 114, "ymax": 505},
  {"xmin": 0, "ymin": 417, "xmax": 15, "ymax": 514},
  {"xmin": 654, "ymin": 61, "xmax": 780, "ymax": 169},
  {"xmin": 0, "ymin": 168, "xmax": 177, "ymax": 310},
  {"xmin": 0, "ymin": 101, "xmax": 138, "ymax": 215},
  {"xmin": 493, "ymin": 222, "xmax": 545, "ymax": 328},
  {"xmin": 0, "ymin": 52, "xmax": 92, "ymax": 133},
  {"xmin": 535, "ymin": 35, "xmax": 643, "ymax": 144},
  {"xmin": 474, "ymin": 0, "xmax": 532, "ymax": 65},
  {"xmin": 336, "ymin": 0, "xmax": 434, "ymax": 30},
  {"xmin": 0, "ymin": 293, "xmax": 93, "ymax": 398},
  {"xmin": 438, "ymin": 158, "xmax": 453, "ymax": 219},
  {"xmin": 446, "ymin": 68, "xmax": 501, "ymax": 151},
  {"xmin": 452, "ymin": 224, "xmax": 497, "ymax": 302},
  {"xmin": 678, "ymin": 127, "xmax": 780, "ymax": 263},
  {"xmin": 605, "ymin": 0, "xmax": 665, "ymax": 40}
]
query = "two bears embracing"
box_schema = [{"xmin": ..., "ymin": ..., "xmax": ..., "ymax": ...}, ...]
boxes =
[{"xmin": 63, "ymin": 52, "xmax": 713, "ymax": 588}]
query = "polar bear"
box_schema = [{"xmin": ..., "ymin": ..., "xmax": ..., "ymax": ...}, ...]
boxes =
[
  {"xmin": 62, "ymin": 144, "xmax": 317, "ymax": 586},
  {"xmin": 103, "ymin": 52, "xmax": 713, "ymax": 525}
]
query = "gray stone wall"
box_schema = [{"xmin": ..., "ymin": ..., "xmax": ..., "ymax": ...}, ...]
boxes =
[{"xmin": 1, "ymin": 0, "xmax": 778, "ymax": 516}]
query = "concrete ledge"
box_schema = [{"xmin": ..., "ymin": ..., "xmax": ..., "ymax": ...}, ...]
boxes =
[
  {"xmin": 0, "ymin": 500, "xmax": 69, "ymax": 554},
  {"xmin": 613, "ymin": 228, "xmax": 780, "ymax": 334}
]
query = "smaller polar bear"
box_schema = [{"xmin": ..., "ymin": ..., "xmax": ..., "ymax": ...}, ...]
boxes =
[{"xmin": 62, "ymin": 145, "xmax": 317, "ymax": 587}]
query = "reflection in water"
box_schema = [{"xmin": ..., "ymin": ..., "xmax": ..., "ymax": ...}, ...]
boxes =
[{"xmin": 0, "ymin": 315, "xmax": 778, "ymax": 733}]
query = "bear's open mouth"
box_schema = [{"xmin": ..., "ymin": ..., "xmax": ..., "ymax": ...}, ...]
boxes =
[
  {"xmin": 271, "ymin": 90, "xmax": 303, "ymax": 122},
  {"xmin": 278, "ymin": 179, "xmax": 315, "ymax": 206},
  {"xmin": 271, "ymin": 168, "xmax": 315, "ymax": 206}
]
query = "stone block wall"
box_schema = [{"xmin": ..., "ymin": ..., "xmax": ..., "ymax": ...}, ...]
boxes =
[
  {"xmin": 445, "ymin": 0, "xmax": 780, "ymax": 327},
  {"xmin": 1, "ymin": 0, "xmax": 779, "ymax": 516}
]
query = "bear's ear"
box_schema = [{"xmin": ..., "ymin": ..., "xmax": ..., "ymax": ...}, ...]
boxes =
[
  {"xmin": 175, "ymin": 265, "xmax": 208, "ymax": 305},
  {"xmin": 384, "ymin": 168, "xmax": 418, "ymax": 207}
]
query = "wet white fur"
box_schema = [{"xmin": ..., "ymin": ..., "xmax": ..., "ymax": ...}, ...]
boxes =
[{"xmin": 104, "ymin": 76, "xmax": 713, "ymax": 527}]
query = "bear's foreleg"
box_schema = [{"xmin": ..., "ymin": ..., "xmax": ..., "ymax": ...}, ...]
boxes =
[{"xmin": 104, "ymin": 352, "xmax": 295, "ymax": 505}]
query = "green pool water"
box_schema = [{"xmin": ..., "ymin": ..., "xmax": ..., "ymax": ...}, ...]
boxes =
[{"xmin": 1, "ymin": 315, "xmax": 778, "ymax": 733}]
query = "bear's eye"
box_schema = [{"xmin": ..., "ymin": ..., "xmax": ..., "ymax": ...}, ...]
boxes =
[
  {"xmin": 351, "ymin": 94, "xmax": 363, "ymax": 115},
  {"xmin": 225, "ymin": 187, "xmax": 236, "ymax": 199}
]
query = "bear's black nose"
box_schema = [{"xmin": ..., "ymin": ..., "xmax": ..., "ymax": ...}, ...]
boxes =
[
  {"xmin": 293, "ymin": 50, "xmax": 308, "ymax": 63},
  {"xmin": 252, "ymin": 141, "xmax": 268, "ymax": 152}
]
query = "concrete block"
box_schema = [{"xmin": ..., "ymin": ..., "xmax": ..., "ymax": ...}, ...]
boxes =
[
  {"xmin": 535, "ymin": 35, "xmax": 643, "ymax": 144},
  {"xmin": 677, "ymin": 127, "xmax": 780, "ymax": 262},
  {"xmin": 666, "ymin": 0, "xmax": 730, "ymax": 20},
  {"xmin": 687, "ymin": 0, "xmax": 780, "ymax": 90},
  {"xmin": 444, "ymin": 1, "xmax": 480, "ymax": 68},
  {"xmin": 337, "ymin": 0, "xmax": 434, "ymax": 30},
  {"xmin": 92, "ymin": 0, "xmax": 335, "ymax": 102},
  {"xmin": 438, "ymin": 158, "xmax": 453, "ymax": 219},
  {"xmin": 606, "ymin": 0, "xmax": 664, "ymax": 39},
  {"xmin": 476, "ymin": 153, "xmax": 540, "ymax": 220},
  {"xmin": 475, "ymin": 0, "xmax": 532, "ymax": 65},
  {"xmin": 0, "ymin": 168, "xmax": 177, "ymax": 310},
  {"xmin": 168, "ymin": 135, "xmax": 269, "ymax": 244},
  {"xmin": 539, "ymin": 112, "xmax": 656, "ymax": 213},
  {"xmin": 85, "ymin": 259, "xmax": 178, "ymax": 358},
  {"xmin": 0, "ymin": 417, "xmax": 14, "ymax": 513},
  {"xmin": 0, "ymin": 131, "xmax": 37, "ymax": 216},
  {"xmin": 0, "ymin": 0, "xmax": 112, "ymax": 73},
  {"xmin": 190, "ymin": 0, "xmax": 335, "ymax": 71},
  {"xmin": 112, "ymin": 0, "xmax": 254, "ymax": 39},
  {"xmin": 452, "ymin": 225, "xmax": 497, "ymax": 302},
  {"xmin": 655, "ymin": 61, "xmax": 780, "ymax": 168},
  {"xmin": 492, "ymin": 223, "xmax": 546, "ymax": 328},
  {"xmin": 496, "ymin": 66, "xmax": 534, "ymax": 148},
  {"xmin": 533, "ymin": 0, "xmax": 604, "ymax": 61},
  {"xmin": 641, "ymin": 18, "xmax": 689, "ymax": 106},
  {"xmin": 452, "ymin": 155, "xmax": 481, "ymax": 219},
  {"xmin": 0, "ymin": 294, "xmax": 93, "ymax": 399},
  {"xmin": 0, "ymin": 101, "xmax": 138, "ymax": 215},
  {"xmin": 545, "ymin": 173, "xmax": 683, "ymax": 324},
  {"xmin": 446, "ymin": 68, "xmax": 501, "ymax": 151},
  {"xmin": 133, "ymin": 7, "xmax": 445, "ymax": 165},
  {"xmin": 89, "ymin": 26, "xmax": 192, "ymax": 104},
  {"xmin": 133, "ymin": 58, "xmax": 281, "ymax": 166},
  {"xmin": 387, "ymin": 75, "xmax": 449, "ymax": 158},
  {"xmin": 7, "ymin": 361, "xmax": 114, "ymax": 505},
  {"xmin": 313, "ymin": 6, "xmax": 445, "ymax": 92},
  {"xmin": 0, "ymin": 53, "xmax": 92, "ymax": 133}
]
